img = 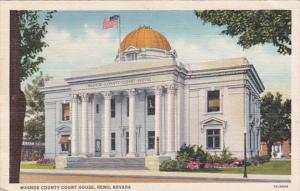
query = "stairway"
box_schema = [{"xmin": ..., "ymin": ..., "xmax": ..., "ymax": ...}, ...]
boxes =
[{"xmin": 66, "ymin": 157, "xmax": 146, "ymax": 170}]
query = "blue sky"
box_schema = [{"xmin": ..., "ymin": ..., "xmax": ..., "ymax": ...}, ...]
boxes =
[{"xmin": 25, "ymin": 11, "xmax": 291, "ymax": 98}]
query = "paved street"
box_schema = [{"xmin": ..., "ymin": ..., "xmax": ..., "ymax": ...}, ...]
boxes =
[
  {"xmin": 20, "ymin": 173, "xmax": 214, "ymax": 183},
  {"xmin": 20, "ymin": 170, "xmax": 291, "ymax": 183}
]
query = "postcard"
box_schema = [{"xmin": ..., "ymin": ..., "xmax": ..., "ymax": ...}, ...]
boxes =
[{"xmin": 0, "ymin": 1, "xmax": 299, "ymax": 191}]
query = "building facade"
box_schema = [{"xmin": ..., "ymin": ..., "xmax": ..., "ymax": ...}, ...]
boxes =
[{"xmin": 43, "ymin": 26, "xmax": 264, "ymax": 160}]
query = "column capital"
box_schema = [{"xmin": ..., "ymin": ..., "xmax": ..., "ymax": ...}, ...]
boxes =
[
  {"xmin": 81, "ymin": 93, "xmax": 90, "ymax": 102},
  {"xmin": 103, "ymin": 91, "xmax": 112, "ymax": 99},
  {"xmin": 167, "ymin": 83, "xmax": 177, "ymax": 94},
  {"xmin": 127, "ymin": 89, "xmax": 137, "ymax": 97},
  {"xmin": 72, "ymin": 94, "xmax": 79, "ymax": 103},
  {"xmin": 155, "ymin": 86, "xmax": 164, "ymax": 96}
]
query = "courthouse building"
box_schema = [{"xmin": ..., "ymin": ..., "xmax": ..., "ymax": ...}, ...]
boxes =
[{"xmin": 43, "ymin": 26, "xmax": 264, "ymax": 162}]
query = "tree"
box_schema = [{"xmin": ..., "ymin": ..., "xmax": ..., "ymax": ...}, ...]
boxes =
[
  {"xmin": 194, "ymin": 10, "xmax": 291, "ymax": 55},
  {"xmin": 260, "ymin": 92, "xmax": 291, "ymax": 157},
  {"xmin": 24, "ymin": 72, "xmax": 51, "ymax": 144},
  {"xmin": 10, "ymin": 10, "xmax": 55, "ymax": 183}
]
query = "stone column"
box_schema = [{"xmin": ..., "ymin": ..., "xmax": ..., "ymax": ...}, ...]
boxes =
[
  {"xmin": 103, "ymin": 91, "xmax": 112, "ymax": 157},
  {"xmin": 89, "ymin": 94, "xmax": 95, "ymax": 156},
  {"xmin": 155, "ymin": 86, "xmax": 163, "ymax": 155},
  {"xmin": 127, "ymin": 89, "xmax": 137, "ymax": 157},
  {"xmin": 71, "ymin": 94, "xmax": 79, "ymax": 156},
  {"xmin": 81, "ymin": 93, "xmax": 89, "ymax": 156},
  {"xmin": 167, "ymin": 84, "xmax": 176, "ymax": 156}
]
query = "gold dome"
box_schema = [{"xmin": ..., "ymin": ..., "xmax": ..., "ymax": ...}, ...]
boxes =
[{"xmin": 119, "ymin": 26, "xmax": 171, "ymax": 52}]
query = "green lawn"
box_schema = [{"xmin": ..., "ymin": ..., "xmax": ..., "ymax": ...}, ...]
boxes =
[
  {"xmin": 21, "ymin": 161, "xmax": 55, "ymax": 169},
  {"xmin": 198, "ymin": 160, "xmax": 291, "ymax": 175}
]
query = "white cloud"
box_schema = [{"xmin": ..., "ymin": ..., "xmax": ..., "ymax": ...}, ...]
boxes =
[
  {"xmin": 40, "ymin": 27, "xmax": 118, "ymax": 79},
  {"xmin": 172, "ymin": 36, "xmax": 291, "ymax": 98}
]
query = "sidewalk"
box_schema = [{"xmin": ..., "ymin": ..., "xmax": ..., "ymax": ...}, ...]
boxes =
[{"xmin": 20, "ymin": 169, "xmax": 291, "ymax": 182}]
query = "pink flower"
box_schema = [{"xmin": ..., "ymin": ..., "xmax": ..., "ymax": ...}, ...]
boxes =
[{"xmin": 187, "ymin": 160, "xmax": 201, "ymax": 170}]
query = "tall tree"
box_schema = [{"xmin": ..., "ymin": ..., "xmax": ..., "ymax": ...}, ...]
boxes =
[
  {"xmin": 195, "ymin": 10, "xmax": 291, "ymax": 55},
  {"xmin": 10, "ymin": 10, "xmax": 55, "ymax": 183},
  {"xmin": 24, "ymin": 72, "xmax": 51, "ymax": 144},
  {"xmin": 260, "ymin": 92, "xmax": 291, "ymax": 157}
]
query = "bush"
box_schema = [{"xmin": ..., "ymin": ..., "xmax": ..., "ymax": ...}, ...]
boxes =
[
  {"xmin": 160, "ymin": 160, "xmax": 178, "ymax": 171},
  {"xmin": 176, "ymin": 144, "xmax": 209, "ymax": 168},
  {"xmin": 176, "ymin": 152, "xmax": 191, "ymax": 170},
  {"xmin": 219, "ymin": 147, "xmax": 236, "ymax": 164},
  {"xmin": 207, "ymin": 152, "xmax": 221, "ymax": 163}
]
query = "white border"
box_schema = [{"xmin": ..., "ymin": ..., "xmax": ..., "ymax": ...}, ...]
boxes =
[{"xmin": 0, "ymin": 1, "xmax": 299, "ymax": 191}]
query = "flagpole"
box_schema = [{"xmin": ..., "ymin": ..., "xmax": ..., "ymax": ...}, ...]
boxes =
[{"xmin": 118, "ymin": 15, "xmax": 121, "ymax": 63}]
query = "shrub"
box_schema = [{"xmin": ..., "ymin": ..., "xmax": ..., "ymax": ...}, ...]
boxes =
[
  {"xmin": 176, "ymin": 152, "xmax": 191, "ymax": 170},
  {"xmin": 160, "ymin": 160, "xmax": 178, "ymax": 171},
  {"xmin": 219, "ymin": 147, "xmax": 236, "ymax": 164},
  {"xmin": 176, "ymin": 144, "xmax": 209, "ymax": 168},
  {"xmin": 207, "ymin": 152, "xmax": 221, "ymax": 164}
]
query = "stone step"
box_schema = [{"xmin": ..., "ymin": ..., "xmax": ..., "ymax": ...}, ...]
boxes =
[{"xmin": 66, "ymin": 157, "xmax": 146, "ymax": 170}]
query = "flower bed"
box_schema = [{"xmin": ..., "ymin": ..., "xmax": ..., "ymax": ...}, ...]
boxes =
[
  {"xmin": 160, "ymin": 144, "xmax": 271, "ymax": 171},
  {"xmin": 36, "ymin": 158, "xmax": 55, "ymax": 166}
]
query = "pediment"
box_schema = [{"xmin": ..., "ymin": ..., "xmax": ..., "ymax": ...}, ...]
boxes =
[
  {"xmin": 200, "ymin": 117, "xmax": 227, "ymax": 132},
  {"xmin": 201, "ymin": 117, "xmax": 226, "ymax": 126}
]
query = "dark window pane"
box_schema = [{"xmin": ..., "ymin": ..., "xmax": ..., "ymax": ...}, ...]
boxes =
[
  {"xmin": 62, "ymin": 103, "xmax": 70, "ymax": 121},
  {"xmin": 215, "ymin": 136, "xmax": 220, "ymax": 149},
  {"xmin": 111, "ymin": 132, "xmax": 116, "ymax": 151},
  {"xmin": 214, "ymin": 129, "xmax": 220, "ymax": 135},
  {"xmin": 148, "ymin": 131, "xmax": 155, "ymax": 149},
  {"xmin": 147, "ymin": 96, "xmax": 155, "ymax": 115},
  {"xmin": 111, "ymin": 98, "xmax": 115, "ymax": 118},
  {"xmin": 96, "ymin": 104, "xmax": 99, "ymax": 113},
  {"xmin": 127, "ymin": 97, "xmax": 129, "ymax": 117},
  {"xmin": 207, "ymin": 136, "xmax": 213, "ymax": 149},
  {"xmin": 207, "ymin": 90, "xmax": 220, "ymax": 112},
  {"xmin": 207, "ymin": 129, "xmax": 214, "ymax": 135}
]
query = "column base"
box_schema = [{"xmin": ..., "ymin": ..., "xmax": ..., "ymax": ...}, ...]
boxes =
[
  {"xmin": 126, "ymin": 152, "xmax": 137, "ymax": 158},
  {"xmin": 102, "ymin": 153, "xmax": 111, "ymax": 158}
]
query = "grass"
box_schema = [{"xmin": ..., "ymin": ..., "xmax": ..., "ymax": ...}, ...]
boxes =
[
  {"xmin": 21, "ymin": 161, "xmax": 55, "ymax": 169},
  {"xmin": 198, "ymin": 160, "xmax": 291, "ymax": 175}
]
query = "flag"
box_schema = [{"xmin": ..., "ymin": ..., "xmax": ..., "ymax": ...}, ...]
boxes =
[{"xmin": 103, "ymin": 15, "xmax": 119, "ymax": 29}]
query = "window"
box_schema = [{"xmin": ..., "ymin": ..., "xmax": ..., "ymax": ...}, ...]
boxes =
[
  {"xmin": 95, "ymin": 139, "xmax": 101, "ymax": 152},
  {"xmin": 127, "ymin": 53, "xmax": 137, "ymax": 61},
  {"xmin": 147, "ymin": 95, "xmax": 155, "ymax": 115},
  {"xmin": 148, "ymin": 131, "xmax": 155, "ymax": 149},
  {"xmin": 207, "ymin": 90, "xmax": 220, "ymax": 112},
  {"xmin": 96, "ymin": 104, "xmax": 99, "ymax": 113},
  {"xmin": 206, "ymin": 129, "xmax": 220, "ymax": 149},
  {"xmin": 62, "ymin": 103, "xmax": 70, "ymax": 121},
  {"xmin": 111, "ymin": 98, "xmax": 115, "ymax": 118},
  {"xmin": 111, "ymin": 132, "xmax": 116, "ymax": 151},
  {"xmin": 249, "ymin": 92, "xmax": 252, "ymax": 115},
  {"xmin": 59, "ymin": 135, "xmax": 70, "ymax": 152},
  {"xmin": 127, "ymin": 97, "xmax": 129, "ymax": 117}
]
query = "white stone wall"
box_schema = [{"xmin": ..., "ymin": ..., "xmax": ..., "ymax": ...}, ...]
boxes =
[
  {"xmin": 184, "ymin": 74, "xmax": 251, "ymax": 159},
  {"xmin": 44, "ymin": 90, "xmax": 71, "ymax": 159}
]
